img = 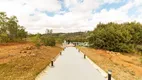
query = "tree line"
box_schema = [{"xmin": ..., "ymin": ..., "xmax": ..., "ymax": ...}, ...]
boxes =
[
  {"xmin": 0, "ymin": 12, "xmax": 27, "ymax": 43},
  {"xmin": 88, "ymin": 22, "xmax": 142, "ymax": 53},
  {"xmin": 2, "ymin": 11, "xmax": 142, "ymax": 52},
  {"xmin": 30, "ymin": 29, "xmax": 56, "ymax": 48}
]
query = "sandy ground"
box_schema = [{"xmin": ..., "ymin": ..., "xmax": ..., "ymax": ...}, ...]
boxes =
[
  {"xmin": 0, "ymin": 42, "xmax": 34, "ymax": 64},
  {"xmin": 79, "ymin": 47, "xmax": 142, "ymax": 80},
  {"xmin": 0, "ymin": 42, "xmax": 62, "ymax": 80},
  {"xmin": 36, "ymin": 47, "xmax": 105, "ymax": 80}
]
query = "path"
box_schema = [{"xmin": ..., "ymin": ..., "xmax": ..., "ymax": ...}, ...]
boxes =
[{"xmin": 36, "ymin": 47, "xmax": 106, "ymax": 80}]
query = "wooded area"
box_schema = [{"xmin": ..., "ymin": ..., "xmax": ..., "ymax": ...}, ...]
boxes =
[
  {"xmin": 0, "ymin": 12, "xmax": 27, "ymax": 43},
  {"xmin": 88, "ymin": 22, "xmax": 142, "ymax": 53}
]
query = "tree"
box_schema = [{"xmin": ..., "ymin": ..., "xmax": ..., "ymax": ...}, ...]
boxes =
[
  {"xmin": 17, "ymin": 26, "xmax": 27, "ymax": 40},
  {"xmin": 41, "ymin": 36, "xmax": 55, "ymax": 46},
  {"xmin": 0, "ymin": 12, "xmax": 8, "ymax": 34},
  {"xmin": 88, "ymin": 22, "xmax": 142, "ymax": 53},
  {"xmin": 7, "ymin": 16, "xmax": 18, "ymax": 41},
  {"xmin": 32, "ymin": 33, "xmax": 41, "ymax": 48},
  {"xmin": 0, "ymin": 33, "xmax": 9, "ymax": 43},
  {"xmin": 45, "ymin": 29, "xmax": 53, "ymax": 34},
  {"xmin": 0, "ymin": 12, "xmax": 27, "ymax": 43}
]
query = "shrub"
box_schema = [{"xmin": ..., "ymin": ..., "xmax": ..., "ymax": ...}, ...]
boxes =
[
  {"xmin": 0, "ymin": 33, "xmax": 10, "ymax": 43},
  {"xmin": 117, "ymin": 43, "xmax": 135, "ymax": 53},
  {"xmin": 35, "ymin": 42, "xmax": 41, "ymax": 49},
  {"xmin": 32, "ymin": 33, "xmax": 41, "ymax": 48},
  {"xmin": 88, "ymin": 22, "xmax": 142, "ymax": 53},
  {"xmin": 136, "ymin": 45, "xmax": 142, "ymax": 52},
  {"xmin": 140, "ymin": 57, "xmax": 142, "ymax": 64},
  {"xmin": 41, "ymin": 37, "xmax": 55, "ymax": 46}
]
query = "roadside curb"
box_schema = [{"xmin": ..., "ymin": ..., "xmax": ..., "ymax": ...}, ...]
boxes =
[
  {"xmin": 80, "ymin": 51, "xmax": 115, "ymax": 80},
  {"xmin": 35, "ymin": 49, "xmax": 64, "ymax": 80}
]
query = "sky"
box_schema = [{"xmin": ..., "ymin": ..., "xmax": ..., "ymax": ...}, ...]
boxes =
[{"xmin": 0, "ymin": 0, "xmax": 142, "ymax": 33}]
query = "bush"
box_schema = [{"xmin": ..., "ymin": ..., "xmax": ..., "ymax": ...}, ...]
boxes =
[
  {"xmin": 41, "ymin": 37, "xmax": 55, "ymax": 46},
  {"xmin": 31, "ymin": 33, "xmax": 41, "ymax": 48},
  {"xmin": 117, "ymin": 43, "xmax": 134, "ymax": 53},
  {"xmin": 136, "ymin": 45, "xmax": 142, "ymax": 52},
  {"xmin": 140, "ymin": 57, "xmax": 142, "ymax": 64},
  {"xmin": 0, "ymin": 33, "xmax": 10, "ymax": 43},
  {"xmin": 88, "ymin": 22, "xmax": 142, "ymax": 53},
  {"xmin": 35, "ymin": 42, "xmax": 41, "ymax": 49}
]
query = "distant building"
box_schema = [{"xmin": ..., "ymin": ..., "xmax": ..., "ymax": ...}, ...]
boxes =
[{"xmin": 73, "ymin": 42, "xmax": 89, "ymax": 47}]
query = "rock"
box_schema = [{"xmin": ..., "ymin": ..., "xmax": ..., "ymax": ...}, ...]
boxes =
[
  {"xmin": 106, "ymin": 51, "xmax": 109, "ymax": 53},
  {"xmin": 27, "ymin": 46, "xmax": 34, "ymax": 50},
  {"xmin": 27, "ymin": 46, "xmax": 31, "ymax": 50},
  {"xmin": 20, "ymin": 50, "xmax": 22, "ymax": 53},
  {"xmin": 27, "ymin": 51, "xmax": 31, "ymax": 54},
  {"xmin": 23, "ymin": 46, "xmax": 33, "ymax": 50},
  {"xmin": 8, "ymin": 54, "xmax": 15, "ymax": 57},
  {"xmin": 30, "ymin": 53, "xmax": 36, "ymax": 57},
  {"xmin": 20, "ymin": 50, "xmax": 27, "ymax": 53},
  {"xmin": 21, "ymin": 54, "xmax": 27, "ymax": 57},
  {"xmin": 116, "ymin": 53, "xmax": 120, "ymax": 55}
]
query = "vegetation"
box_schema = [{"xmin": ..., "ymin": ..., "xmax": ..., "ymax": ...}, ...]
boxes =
[
  {"xmin": 32, "ymin": 33, "xmax": 41, "ymax": 48},
  {"xmin": 64, "ymin": 32, "xmax": 88, "ymax": 42},
  {"xmin": 30, "ymin": 31, "xmax": 88, "ymax": 47},
  {"xmin": 140, "ymin": 57, "xmax": 142, "ymax": 64},
  {"xmin": 0, "ymin": 11, "xmax": 142, "ymax": 80},
  {"xmin": 0, "ymin": 12, "xmax": 27, "ymax": 43},
  {"xmin": 47, "ymin": 32, "xmax": 88, "ymax": 43},
  {"xmin": 88, "ymin": 22, "xmax": 142, "ymax": 53},
  {"xmin": 41, "ymin": 36, "xmax": 55, "ymax": 46},
  {"xmin": 42, "ymin": 29, "xmax": 55, "ymax": 46},
  {"xmin": 31, "ymin": 29, "xmax": 56, "ymax": 47}
]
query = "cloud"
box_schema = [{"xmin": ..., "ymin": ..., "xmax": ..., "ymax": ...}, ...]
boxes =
[
  {"xmin": 0, "ymin": 0, "xmax": 142, "ymax": 33},
  {"xmin": 100, "ymin": 0, "xmax": 122, "ymax": 4},
  {"xmin": 65, "ymin": 0, "xmax": 100, "ymax": 12},
  {"xmin": 28, "ymin": 0, "xmax": 61, "ymax": 12}
]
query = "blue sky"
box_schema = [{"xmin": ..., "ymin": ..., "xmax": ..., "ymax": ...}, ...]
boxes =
[
  {"xmin": 95, "ymin": 0, "xmax": 129, "ymax": 12},
  {"xmin": 45, "ymin": 0, "xmax": 130, "ymax": 17},
  {"xmin": 43, "ymin": 0, "xmax": 133, "ymax": 17},
  {"xmin": 0, "ymin": 0, "xmax": 142, "ymax": 33}
]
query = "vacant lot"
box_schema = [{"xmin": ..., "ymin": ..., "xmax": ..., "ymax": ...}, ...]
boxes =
[
  {"xmin": 0, "ymin": 42, "xmax": 62, "ymax": 80},
  {"xmin": 79, "ymin": 47, "xmax": 142, "ymax": 80}
]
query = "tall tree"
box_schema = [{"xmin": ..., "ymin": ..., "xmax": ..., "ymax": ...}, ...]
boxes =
[{"xmin": 0, "ymin": 12, "xmax": 27, "ymax": 43}]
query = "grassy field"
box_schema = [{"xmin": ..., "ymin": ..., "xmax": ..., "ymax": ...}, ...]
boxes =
[
  {"xmin": 0, "ymin": 42, "xmax": 62, "ymax": 80},
  {"xmin": 79, "ymin": 47, "xmax": 142, "ymax": 80}
]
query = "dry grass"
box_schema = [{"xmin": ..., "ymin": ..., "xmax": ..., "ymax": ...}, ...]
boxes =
[
  {"xmin": 79, "ymin": 47, "xmax": 142, "ymax": 80},
  {"xmin": 0, "ymin": 43, "xmax": 62, "ymax": 80}
]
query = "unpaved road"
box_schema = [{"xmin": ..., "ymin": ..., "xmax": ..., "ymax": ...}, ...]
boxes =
[{"xmin": 36, "ymin": 47, "xmax": 105, "ymax": 80}]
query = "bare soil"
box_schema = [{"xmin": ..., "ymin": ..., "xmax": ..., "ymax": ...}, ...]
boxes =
[
  {"xmin": 0, "ymin": 42, "xmax": 62, "ymax": 80},
  {"xmin": 79, "ymin": 47, "xmax": 142, "ymax": 80}
]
